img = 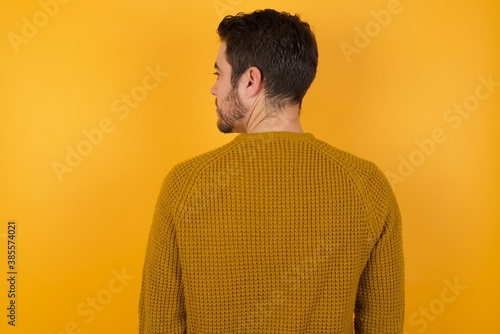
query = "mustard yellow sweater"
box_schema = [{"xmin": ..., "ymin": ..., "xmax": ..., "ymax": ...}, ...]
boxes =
[{"xmin": 139, "ymin": 132, "xmax": 404, "ymax": 333}]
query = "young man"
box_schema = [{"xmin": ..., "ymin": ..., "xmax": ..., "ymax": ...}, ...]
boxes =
[{"xmin": 140, "ymin": 9, "xmax": 404, "ymax": 333}]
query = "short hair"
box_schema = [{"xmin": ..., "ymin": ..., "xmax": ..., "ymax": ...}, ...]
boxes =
[{"xmin": 217, "ymin": 9, "xmax": 318, "ymax": 108}]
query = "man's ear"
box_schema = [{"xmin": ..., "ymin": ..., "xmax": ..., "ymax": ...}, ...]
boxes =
[{"xmin": 239, "ymin": 66, "xmax": 263, "ymax": 98}]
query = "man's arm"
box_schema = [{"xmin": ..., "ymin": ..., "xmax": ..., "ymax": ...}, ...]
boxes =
[
  {"xmin": 354, "ymin": 168, "xmax": 405, "ymax": 333},
  {"xmin": 139, "ymin": 172, "xmax": 186, "ymax": 334}
]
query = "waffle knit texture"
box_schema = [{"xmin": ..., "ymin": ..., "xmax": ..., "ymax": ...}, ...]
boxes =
[{"xmin": 139, "ymin": 132, "xmax": 404, "ymax": 333}]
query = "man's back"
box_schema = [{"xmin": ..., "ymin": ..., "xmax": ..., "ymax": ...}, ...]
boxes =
[{"xmin": 139, "ymin": 132, "xmax": 404, "ymax": 333}]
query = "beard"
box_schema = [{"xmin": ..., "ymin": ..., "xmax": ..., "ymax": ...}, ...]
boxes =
[{"xmin": 216, "ymin": 87, "xmax": 247, "ymax": 133}]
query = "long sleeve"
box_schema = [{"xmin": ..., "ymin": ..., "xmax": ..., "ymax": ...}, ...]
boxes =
[
  {"xmin": 139, "ymin": 171, "xmax": 186, "ymax": 334},
  {"xmin": 354, "ymin": 167, "xmax": 405, "ymax": 333}
]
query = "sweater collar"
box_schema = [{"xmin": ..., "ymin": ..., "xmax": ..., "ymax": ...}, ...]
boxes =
[{"xmin": 233, "ymin": 132, "xmax": 315, "ymax": 143}]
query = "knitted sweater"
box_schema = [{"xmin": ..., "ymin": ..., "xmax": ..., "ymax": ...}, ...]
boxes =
[{"xmin": 139, "ymin": 132, "xmax": 404, "ymax": 334}]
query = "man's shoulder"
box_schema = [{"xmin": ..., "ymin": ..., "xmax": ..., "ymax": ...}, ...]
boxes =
[
  {"xmin": 166, "ymin": 138, "xmax": 239, "ymax": 181},
  {"xmin": 312, "ymin": 138, "xmax": 397, "ymax": 223},
  {"xmin": 155, "ymin": 139, "xmax": 238, "ymax": 204},
  {"xmin": 166, "ymin": 133, "xmax": 389, "ymax": 190},
  {"xmin": 310, "ymin": 137, "xmax": 383, "ymax": 181}
]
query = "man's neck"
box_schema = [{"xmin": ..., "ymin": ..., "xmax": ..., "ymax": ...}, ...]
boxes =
[{"xmin": 240, "ymin": 103, "xmax": 303, "ymax": 134}]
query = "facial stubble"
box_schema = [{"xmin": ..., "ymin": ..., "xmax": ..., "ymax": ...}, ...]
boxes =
[{"xmin": 216, "ymin": 87, "xmax": 247, "ymax": 133}]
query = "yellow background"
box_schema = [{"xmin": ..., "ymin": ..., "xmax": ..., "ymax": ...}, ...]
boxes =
[{"xmin": 1, "ymin": 0, "xmax": 499, "ymax": 333}]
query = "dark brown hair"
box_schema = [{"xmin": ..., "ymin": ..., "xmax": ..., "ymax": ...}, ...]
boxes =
[{"xmin": 217, "ymin": 9, "xmax": 318, "ymax": 108}]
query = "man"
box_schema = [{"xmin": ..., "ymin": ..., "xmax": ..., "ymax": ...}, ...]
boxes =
[{"xmin": 139, "ymin": 9, "xmax": 404, "ymax": 333}]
